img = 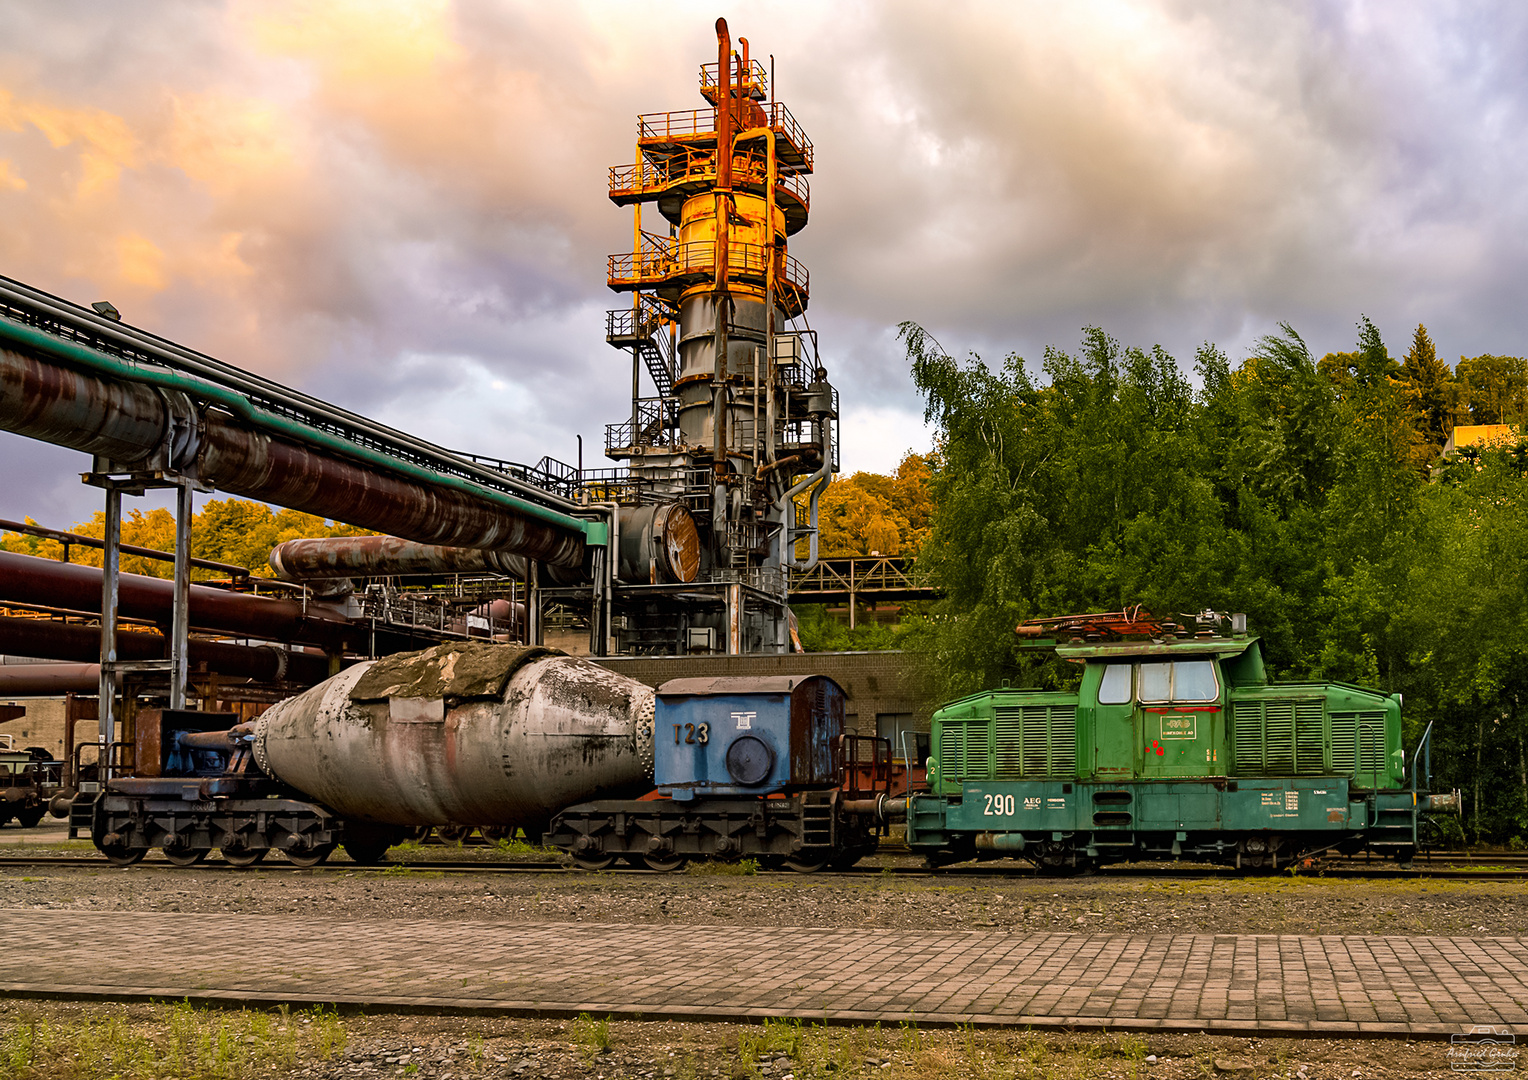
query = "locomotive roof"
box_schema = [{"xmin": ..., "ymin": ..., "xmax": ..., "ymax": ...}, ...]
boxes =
[
  {"xmin": 1053, "ymin": 635, "xmax": 1262, "ymax": 661},
  {"xmin": 657, "ymin": 674, "xmax": 838, "ymax": 696}
]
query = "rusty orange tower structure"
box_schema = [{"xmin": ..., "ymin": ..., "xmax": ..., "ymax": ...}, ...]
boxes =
[{"xmin": 601, "ymin": 18, "xmax": 837, "ymax": 655}]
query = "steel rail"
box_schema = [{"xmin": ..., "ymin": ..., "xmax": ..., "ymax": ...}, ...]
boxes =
[
  {"xmin": 2, "ymin": 853, "xmax": 1525, "ymax": 881},
  {"xmin": 0, "ymin": 274, "xmax": 586, "ymax": 521}
]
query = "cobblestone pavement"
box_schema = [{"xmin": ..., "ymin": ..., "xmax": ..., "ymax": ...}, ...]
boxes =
[{"xmin": 1, "ymin": 911, "xmax": 1524, "ymax": 1038}]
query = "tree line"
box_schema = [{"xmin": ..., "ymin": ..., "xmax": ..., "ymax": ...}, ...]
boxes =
[
  {"xmin": 903, "ymin": 318, "xmax": 1528, "ymax": 845},
  {"xmin": 0, "ymin": 501, "xmax": 371, "ymax": 580}
]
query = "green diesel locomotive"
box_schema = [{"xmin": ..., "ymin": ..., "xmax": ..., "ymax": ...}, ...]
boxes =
[{"xmin": 905, "ymin": 610, "xmax": 1458, "ymax": 871}]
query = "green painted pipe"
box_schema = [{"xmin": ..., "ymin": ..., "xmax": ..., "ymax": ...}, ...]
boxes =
[{"xmin": 0, "ymin": 315, "xmax": 595, "ymax": 541}]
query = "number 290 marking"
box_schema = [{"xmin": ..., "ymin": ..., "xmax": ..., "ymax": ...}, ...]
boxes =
[
  {"xmin": 673, "ymin": 723, "xmax": 710, "ymax": 745},
  {"xmin": 983, "ymin": 794, "xmax": 1016, "ymax": 816}
]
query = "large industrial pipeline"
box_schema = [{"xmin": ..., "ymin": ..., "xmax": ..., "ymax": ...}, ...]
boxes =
[
  {"xmin": 0, "ymin": 311, "xmax": 591, "ymax": 568},
  {"xmin": 267, "ymin": 502, "xmax": 700, "ymax": 586},
  {"xmin": 0, "ymin": 549, "xmax": 427, "ymax": 654},
  {"xmin": 0, "ymin": 614, "xmax": 330, "ymax": 684}
]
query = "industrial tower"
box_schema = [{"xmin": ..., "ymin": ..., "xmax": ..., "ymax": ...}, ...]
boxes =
[{"xmin": 595, "ymin": 18, "xmax": 837, "ymax": 655}]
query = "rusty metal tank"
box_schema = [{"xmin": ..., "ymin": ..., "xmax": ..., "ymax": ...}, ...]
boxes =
[{"xmin": 252, "ymin": 643, "xmax": 655, "ymax": 831}]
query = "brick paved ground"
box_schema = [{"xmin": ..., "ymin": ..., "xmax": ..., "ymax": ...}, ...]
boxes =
[{"xmin": 1, "ymin": 911, "xmax": 1524, "ymax": 1037}]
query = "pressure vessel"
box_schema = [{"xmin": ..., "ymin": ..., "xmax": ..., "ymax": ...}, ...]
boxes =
[{"xmin": 252, "ymin": 643, "xmax": 655, "ymax": 831}]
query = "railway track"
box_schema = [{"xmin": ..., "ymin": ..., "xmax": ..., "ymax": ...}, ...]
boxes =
[{"xmin": 1, "ymin": 852, "xmax": 1525, "ymax": 881}]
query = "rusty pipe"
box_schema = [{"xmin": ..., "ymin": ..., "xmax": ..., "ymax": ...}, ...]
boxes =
[
  {"xmin": 269, "ymin": 503, "xmax": 700, "ymax": 586},
  {"xmin": 716, "ymin": 18, "xmax": 733, "ymax": 184},
  {"xmin": 269, "ymin": 535, "xmax": 543, "ymax": 581},
  {"xmin": 0, "ymin": 614, "xmax": 331, "ymax": 683},
  {"xmin": 176, "ymin": 726, "xmax": 254, "ymax": 751},
  {"xmin": 0, "ymin": 549, "xmax": 370, "ymax": 651},
  {"xmin": 0, "ymin": 342, "xmax": 587, "ymax": 567},
  {"xmin": 756, "ymin": 453, "xmax": 800, "ymax": 481},
  {"xmin": 0, "ymin": 663, "xmax": 101, "ymax": 695}
]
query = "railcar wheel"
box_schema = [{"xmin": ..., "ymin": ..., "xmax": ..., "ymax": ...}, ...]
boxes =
[
  {"xmin": 101, "ymin": 842, "xmax": 147, "ymax": 866},
  {"xmin": 828, "ymin": 852, "xmax": 863, "ymax": 871},
  {"xmin": 162, "ymin": 846, "xmax": 206, "ymax": 867},
  {"xmin": 783, "ymin": 855, "xmax": 828, "ymax": 873},
  {"xmin": 570, "ymin": 851, "xmax": 617, "ymax": 871},
  {"xmin": 638, "ymin": 852, "xmax": 688, "ymax": 873},
  {"xmin": 342, "ymin": 840, "xmax": 392, "ymax": 866},
  {"xmin": 480, "ymin": 826, "xmax": 512, "ymax": 843},
  {"xmin": 285, "ymin": 844, "xmax": 335, "ymax": 869},
  {"xmin": 220, "ymin": 845, "xmax": 267, "ymax": 868},
  {"xmin": 16, "ymin": 806, "xmax": 45, "ymax": 829},
  {"xmin": 0, "ymin": 810, "xmax": 13, "ymax": 828},
  {"xmin": 437, "ymin": 824, "xmax": 473, "ymax": 844}
]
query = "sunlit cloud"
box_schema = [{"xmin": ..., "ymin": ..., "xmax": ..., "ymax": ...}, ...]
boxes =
[{"xmin": 2, "ymin": 0, "xmax": 1527, "ymax": 521}]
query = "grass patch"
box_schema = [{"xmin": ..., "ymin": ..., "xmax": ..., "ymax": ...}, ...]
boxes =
[
  {"xmin": 0, "ymin": 1001, "xmax": 345, "ymax": 1080},
  {"xmin": 686, "ymin": 859, "xmax": 759, "ymax": 877},
  {"xmin": 569, "ymin": 1013, "xmax": 611, "ymax": 1058}
]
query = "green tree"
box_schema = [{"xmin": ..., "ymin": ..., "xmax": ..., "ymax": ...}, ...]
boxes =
[
  {"xmin": 1399, "ymin": 323, "xmax": 1457, "ymax": 456},
  {"xmin": 1455, "ymin": 354, "xmax": 1528, "ymax": 425}
]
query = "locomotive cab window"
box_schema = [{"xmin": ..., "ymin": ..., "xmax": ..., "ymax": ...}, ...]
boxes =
[
  {"xmin": 1098, "ymin": 664, "xmax": 1132, "ymax": 704},
  {"xmin": 1137, "ymin": 660, "xmax": 1220, "ymax": 704}
]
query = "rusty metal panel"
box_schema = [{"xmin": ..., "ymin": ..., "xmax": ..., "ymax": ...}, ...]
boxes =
[{"xmin": 349, "ymin": 642, "xmax": 553, "ymax": 701}]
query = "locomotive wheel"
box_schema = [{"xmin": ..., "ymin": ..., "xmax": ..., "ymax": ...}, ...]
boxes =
[
  {"xmin": 220, "ymin": 845, "xmax": 267, "ymax": 868},
  {"xmin": 100, "ymin": 842, "xmax": 147, "ymax": 867},
  {"xmin": 162, "ymin": 846, "xmax": 207, "ymax": 867},
  {"xmin": 783, "ymin": 855, "xmax": 828, "ymax": 874},
  {"xmin": 342, "ymin": 840, "xmax": 392, "ymax": 866},
  {"xmin": 638, "ymin": 852, "xmax": 688, "ymax": 873},
  {"xmin": 570, "ymin": 851, "xmax": 617, "ymax": 871},
  {"xmin": 285, "ymin": 844, "xmax": 335, "ymax": 869}
]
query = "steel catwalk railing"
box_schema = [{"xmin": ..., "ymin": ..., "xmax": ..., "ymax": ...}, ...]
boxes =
[
  {"xmin": 635, "ymin": 102, "xmax": 813, "ymax": 171},
  {"xmin": 787, "ymin": 556, "xmax": 937, "ymax": 598},
  {"xmin": 608, "ymin": 151, "xmax": 809, "ymax": 210}
]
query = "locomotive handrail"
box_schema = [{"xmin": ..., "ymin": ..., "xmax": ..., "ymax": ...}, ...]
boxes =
[
  {"xmin": 1411, "ymin": 719, "xmax": 1434, "ymax": 795},
  {"xmin": 1411, "ymin": 719, "xmax": 1435, "ymax": 850}
]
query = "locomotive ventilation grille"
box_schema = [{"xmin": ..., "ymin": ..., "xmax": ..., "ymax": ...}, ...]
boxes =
[
  {"xmin": 1233, "ymin": 698, "xmax": 1323, "ymax": 775},
  {"xmin": 1232, "ymin": 700, "xmax": 1386, "ymax": 779},
  {"xmin": 939, "ymin": 706, "xmax": 1076, "ymax": 782},
  {"xmin": 1329, "ymin": 711, "xmax": 1388, "ymax": 776}
]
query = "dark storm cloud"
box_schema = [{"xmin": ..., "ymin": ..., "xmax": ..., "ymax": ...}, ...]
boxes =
[{"xmin": 2, "ymin": 1, "xmax": 1527, "ymax": 527}]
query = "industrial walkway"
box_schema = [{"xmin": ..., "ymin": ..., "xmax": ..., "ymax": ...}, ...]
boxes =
[{"xmin": 2, "ymin": 911, "xmax": 1524, "ymax": 1038}]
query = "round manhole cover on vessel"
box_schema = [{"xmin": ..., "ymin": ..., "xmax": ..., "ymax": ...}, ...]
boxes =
[{"xmin": 725, "ymin": 735, "xmax": 775, "ymax": 785}]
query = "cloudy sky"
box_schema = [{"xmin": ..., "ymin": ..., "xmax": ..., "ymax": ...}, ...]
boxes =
[{"xmin": 2, "ymin": 0, "xmax": 1526, "ymax": 526}]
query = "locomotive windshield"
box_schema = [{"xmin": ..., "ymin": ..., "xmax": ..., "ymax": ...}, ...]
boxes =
[
  {"xmin": 1102, "ymin": 660, "xmax": 1221, "ymax": 704},
  {"xmin": 1099, "ymin": 664, "xmax": 1131, "ymax": 703}
]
